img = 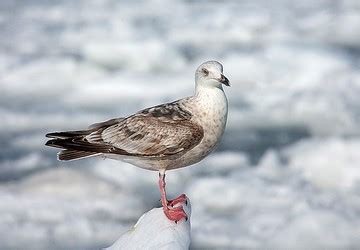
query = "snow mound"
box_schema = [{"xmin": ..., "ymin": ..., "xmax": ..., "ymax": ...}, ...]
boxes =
[{"xmin": 106, "ymin": 199, "xmax": 191, "ymax": 250}]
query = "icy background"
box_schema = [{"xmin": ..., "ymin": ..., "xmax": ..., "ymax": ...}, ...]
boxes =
[{"xmin": 1, "ymin": 0, "xmax": 360, "ymax": 248}]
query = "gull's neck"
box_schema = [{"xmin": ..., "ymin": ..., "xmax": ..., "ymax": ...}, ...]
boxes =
[
  {"xmin": 195, "ymin": 81, "xmax": 226, "ymax": 100},
  {"xmin": 192, "ymin": 80, "xmax": 228, "ymax": 137},
  {"xmin": 193, "ymin": 81, "xmax": 228, "ymax": 118}
]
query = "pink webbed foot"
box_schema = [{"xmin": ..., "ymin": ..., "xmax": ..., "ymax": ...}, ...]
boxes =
[
  {"xmin": 158, "ymin": 173, "xmax": 188, "ymax": 223},
  {"xmin": 163, "ymin": 205, "xmax": 188, "ymax": 223},
  {"xmin": 167, "ymin": 194, "xmax": 188, "ymax": 207}
]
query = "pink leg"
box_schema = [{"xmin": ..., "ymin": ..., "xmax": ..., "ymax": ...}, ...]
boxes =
[{"xmin": 159, "ymin": 173, "xmax": 187, "ymax": 223}]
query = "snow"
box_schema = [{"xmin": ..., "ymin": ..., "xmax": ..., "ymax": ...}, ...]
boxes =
[{"xmin": 106, "ymin": 200, "xmax": 191, "ymax": 250}]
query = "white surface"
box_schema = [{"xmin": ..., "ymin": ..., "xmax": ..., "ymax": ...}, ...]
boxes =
[{"xmin": 106, "ymin": 200, "xmax": 191, "ymax": 250}]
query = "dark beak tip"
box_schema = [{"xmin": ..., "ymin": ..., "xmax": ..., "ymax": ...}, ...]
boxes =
[{"xmin": 221, "ymin": 75, "xmax": 230, "ymax": 86}]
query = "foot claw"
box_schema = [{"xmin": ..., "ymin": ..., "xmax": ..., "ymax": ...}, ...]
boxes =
[
  {"xmin": 167, "ymin": 194, "xmax": 188, "ymax": 207},
  {"xmin": 163, "ymin": 205, "xmax": 187, "ymax": 222}
]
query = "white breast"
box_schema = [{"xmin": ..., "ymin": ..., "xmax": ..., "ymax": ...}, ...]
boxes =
[{"xmin": 171, "ymin": 86, "xmax": 228, "ymax": 169}]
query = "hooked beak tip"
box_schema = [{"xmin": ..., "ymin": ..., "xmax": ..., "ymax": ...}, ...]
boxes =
[{"xmin": 220, "ymin": 74, "xmax": 230, "ymax": 86}]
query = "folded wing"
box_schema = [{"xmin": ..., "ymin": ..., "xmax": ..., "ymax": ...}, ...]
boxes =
[
  {"xmin": 88, "ymin": 115, "xmax": 203, "ymax": 157},
  {"xmin": 45, "ymin": 101, "xmax": 204, "ymax": 160}
]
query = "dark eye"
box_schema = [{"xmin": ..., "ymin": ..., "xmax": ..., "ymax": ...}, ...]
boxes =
[{"xmin": 202, "ymin": 68, "xmax": 209, "ymax": 76}]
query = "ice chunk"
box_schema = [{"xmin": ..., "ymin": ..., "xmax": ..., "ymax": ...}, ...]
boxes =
[{"xmin": 106, "ymin": 200, "xmax": 191, "ymax": 250}]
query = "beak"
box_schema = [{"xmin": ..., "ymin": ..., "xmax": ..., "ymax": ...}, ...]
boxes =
[{"xmin": 219, "ymin": 74, "xmax": 230, "ymax": 86}]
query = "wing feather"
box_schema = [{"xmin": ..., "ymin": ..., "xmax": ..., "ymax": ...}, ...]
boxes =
[
  {"xmin": 47, "ymin": 100, "xmax": 204, "ymax": 159},
  {"xmin": 85, "ymin": 104, "xmax": 203, "ymax": 158}
]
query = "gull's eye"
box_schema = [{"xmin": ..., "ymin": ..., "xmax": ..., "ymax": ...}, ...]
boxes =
[{"xmin": 202, "ymin": 68, "xmax": 209, "ymax": 76}]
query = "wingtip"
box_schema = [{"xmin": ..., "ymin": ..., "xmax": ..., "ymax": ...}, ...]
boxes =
[
  {"xmin": 45, "ymin": 132, "xmax": 57, "ymax": 138},
  {"xmin": 45, "ymin": 139, "xmax": 65, "ymax": 149},
  {"xmin": 45, "ymin": 140, "xmax": 52, "ymax": 146}
]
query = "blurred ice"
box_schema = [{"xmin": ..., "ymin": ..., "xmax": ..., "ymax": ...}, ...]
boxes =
[
  {"xmin": 187, "ymin": 138, "xmax": 360, "ymax": 248},
  {"xmin": 1, "ymin": 0, "xmax": 360, "ymax": 248}
]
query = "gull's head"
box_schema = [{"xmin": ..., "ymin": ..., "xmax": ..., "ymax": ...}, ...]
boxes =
[{"xmin": 195, "ymin": 61, "xmax": 230, "ymax": 88}]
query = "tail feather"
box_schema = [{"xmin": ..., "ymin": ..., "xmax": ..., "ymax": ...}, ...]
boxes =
[
  {"xmin": 45, "ymin": 139, "xmax": 66, "ymax": 149},
  {"xmin": 58, "ymin": 150, "xmax": 100, "ymax": 161},
  {"xmin": 46, "ymin": 129, "xmax": 102, "ymax": 161},
  {"xmin": 45, "ymin": 123, "xmax": 128, "ymax": 162},
  {"xmin": 45, "ymin": 130, "xmax": 121, "ymax": 162},
  {"xmin": 45, "ymin": 137, "xmax": 112, "ymax": 152},
  {"xmin": 46, "ymin": 130, "xmax": 93, "ymax": 139}
]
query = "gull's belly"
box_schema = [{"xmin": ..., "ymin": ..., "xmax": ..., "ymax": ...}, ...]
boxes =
[{"xmin": 168, "ymin": 114, "xmax": 226, "ymax": 169}]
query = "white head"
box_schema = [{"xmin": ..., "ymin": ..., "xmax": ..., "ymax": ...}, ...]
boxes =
[{"xmin": 195, "ymin": 61, "xmax": 230, "ymax": 90}]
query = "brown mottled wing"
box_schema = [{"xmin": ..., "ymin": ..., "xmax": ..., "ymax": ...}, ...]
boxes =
[{"xmin": 86, "ymin": 101, "xmax": 204, "ymax": 157}]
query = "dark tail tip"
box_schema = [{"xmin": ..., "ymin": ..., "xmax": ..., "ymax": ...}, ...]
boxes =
[
  {"xmin": 45, "ymin": 139, "xmax": 54, "ymax": 146},
  {"xmin": 46, "ymin": 132, "xmax": 61, "ymax": 138},
  {"xmin": 45, "ymin": 139, "xmax": 65, "ymax": 149},
  {"xmin": 46, "ymin": 130, "xmax": 91, "ymax": 139}
]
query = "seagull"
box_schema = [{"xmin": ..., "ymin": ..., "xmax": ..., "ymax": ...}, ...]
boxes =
[{"xmin": 46, "ymin": 60, "xmax": 229, "ymax": 222}]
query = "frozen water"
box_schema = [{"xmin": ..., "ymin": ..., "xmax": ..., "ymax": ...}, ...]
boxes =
[{"xmin": 1, "ymin": 0, "xmax": 360, "ymax": 248}]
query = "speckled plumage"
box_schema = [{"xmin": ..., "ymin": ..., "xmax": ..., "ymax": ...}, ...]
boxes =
[{"xmin": 46, "ymin": 61, "xmax": 229, "ymax": 174}]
